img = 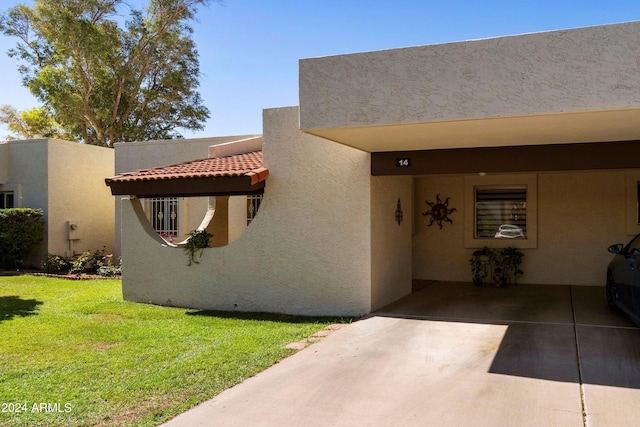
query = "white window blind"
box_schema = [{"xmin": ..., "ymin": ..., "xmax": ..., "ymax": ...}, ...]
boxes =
[{"xmin": 475, "ymin": 186, "xmax": 527, "ymax": 239}]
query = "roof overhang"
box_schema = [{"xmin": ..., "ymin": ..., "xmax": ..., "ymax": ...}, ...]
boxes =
[
  {"xmin": 303, "ymin": 109, "xmax": 640, "ymax": 153},
  {"xmin": 105, "ymin": 151, "xmax": 268, "ymax": 198},
  {"xmin": 106, "ymin": 175, "xmax": 267, "ymax": 198}
]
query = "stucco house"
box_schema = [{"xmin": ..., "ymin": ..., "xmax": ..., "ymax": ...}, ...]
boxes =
[
  {"xmin": 0, "ymin": 138, "xmax": 114, "ymax": 266},
  {"xmin": 106, "ymin": 21, "xmax": 640, "ymax": 316}
]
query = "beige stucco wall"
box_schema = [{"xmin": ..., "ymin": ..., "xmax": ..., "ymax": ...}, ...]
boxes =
[
  {"xmin": 0, "ymin": 143, "xmax": 8, "ymax": 183},
  {"xmin": 2, "ymin": 140, "xmax": 48, "ymax": 210},
  {"xmin": 228, "ymin": 195, "xmax": 248, "ymax": 244},
  {"xmin": 207, "ymin": 196, "xmax": 228, "ymax": 247},
  {"xmin": 413, "ymin": 175, "xmax": 465, "ymax": 283},
  {"xmin": 413, "ymin": 170, "xmax": 636, "ymax": 286},
  {"xmin": 371, "ymin": 175, "xmax": 413, "ymax": 310},
  {"xmin": 120, "ymin": 107, "xmax": 375, "ymax": 316},
  {"xmin": 300, "ymin": 21, "xmax": 640, "ymax": 131},
  {"xmin": 47, "ymin": 139, "xmax": 114, "ymax": 256}
]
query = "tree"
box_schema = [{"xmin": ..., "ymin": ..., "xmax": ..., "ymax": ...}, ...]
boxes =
[
  {"xmin": 0, "ymin": 0, "xmax": 213, "ymax": 147},
  {"xmin": 0, "ymin": 104, "xmax": 73, "ymax": 140}
]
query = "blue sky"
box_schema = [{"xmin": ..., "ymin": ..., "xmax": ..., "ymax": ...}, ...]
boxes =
[{"xmin": 1, "ymin": 0, "xmax": 640, "ymax": 139}]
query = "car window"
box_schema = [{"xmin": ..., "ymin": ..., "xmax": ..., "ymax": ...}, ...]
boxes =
[{"xmin": 624, "ymin": 234, "xmax": 640, "ymax": 254}]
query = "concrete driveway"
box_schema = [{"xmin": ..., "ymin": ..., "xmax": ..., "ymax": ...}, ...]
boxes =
[{"xmin": 162, "ymin": 282, "xmax": 640, "ymax": 426}]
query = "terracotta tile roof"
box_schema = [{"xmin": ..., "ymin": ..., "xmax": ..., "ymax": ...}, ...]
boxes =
[
  {"xmin": 106, "ymin": 151, "xmax": 268, "ymax": 186},
  {"xmin": 105, "ymin": 150, "xmax": 268, "ymax": 197}
]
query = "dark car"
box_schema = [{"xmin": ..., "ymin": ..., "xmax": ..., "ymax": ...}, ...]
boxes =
[{"xmin": 606, "ymin": 233, "xmax": 640, "ymax": 326}]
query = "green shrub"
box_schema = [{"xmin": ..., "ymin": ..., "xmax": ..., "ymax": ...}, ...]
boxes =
[
  {"xmin": 41, "ymin": 250, "xmax": 121, "ymax": 277},
  {"xmin": 70, "ymin": 249, "xmax": 107, "ymax": 275},
  {"xmin": 0, "ymin": 208, "xmax": 46, "ymax": 269},
  {"xmin": 97, "ymin": 254, "xmax": 122, "ymax": 277},
  {"xmin": 41, "ymin": 253, "xmax": 72, "ymax": 274}
]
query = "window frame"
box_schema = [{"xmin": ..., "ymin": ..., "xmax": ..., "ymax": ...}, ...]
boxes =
[
  {"xmin": 246, "ymin": 194, "xmax": 263, "ymax": 225},
  {"xmin": 474, "ymin": 185, "xmax": 527, "ymax": 239},
  {"xmin": 0, "ymin": 191, "xmax": 14, "ymax": 209},
  {"xmin": 141, "ymin": 197, "xmax": 182, "ymax": 240},
  {"xmin": 0, "ymin": 184, "xmax": 21, "ymax": 208}
]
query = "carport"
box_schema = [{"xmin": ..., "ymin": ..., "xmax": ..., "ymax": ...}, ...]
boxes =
[
  {"xmin": 163, "ymin": 281, "xmax": 640, "ymax": 426},
  {"xmin": 298, "ymin": 22, "xmax": 640, "ymax": 290}
]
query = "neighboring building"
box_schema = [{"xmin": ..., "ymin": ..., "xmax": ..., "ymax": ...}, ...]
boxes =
[
  {"xmin": 107, "ymin": 21, "xmax": 640, "ymax": 316},
  {"xmin": 0, "ymin": 138, "xmax": 114, "ymax": 266}
]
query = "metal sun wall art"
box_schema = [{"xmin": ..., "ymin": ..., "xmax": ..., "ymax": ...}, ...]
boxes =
[{"xmin": 422, "ymin": 194, "xmax": 456, "ymax": 229}]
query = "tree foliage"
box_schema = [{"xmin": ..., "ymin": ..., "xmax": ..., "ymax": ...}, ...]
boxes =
[
  {"xmin": 0, "ymin": 0, "xmax": 213, "ymax": 147},
  {"xmin": 0, "ymin": 104, "xmax": 73, "ymax": 140}
]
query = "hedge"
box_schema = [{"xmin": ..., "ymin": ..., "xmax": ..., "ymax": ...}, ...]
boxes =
[{"xmin": 0, "ymin": 208, "xmax": 46, "ymax": 269}]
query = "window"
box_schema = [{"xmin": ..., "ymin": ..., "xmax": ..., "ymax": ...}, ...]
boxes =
[
  {"xmin": 0, "ymin": 192, "xmax": 14, "ymax": 209},
  {"xmin": 247, "ymin": 194, "xmax": 263, "ymax": 225},
  {"xmin": 475, "ymin": 186, "xmax": 527, "ymax": 239},
  {"xmin": 143, "ymin": 197, "xmax": 179, "ymax": 239},
  {"xmin": 464, "ymin": 174, "xmax": 537, "ymax": 248}
]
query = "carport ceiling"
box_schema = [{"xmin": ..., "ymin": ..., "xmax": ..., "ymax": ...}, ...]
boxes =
[{"xmin": 303, "ymin": 109, "xmax": 640, "ymax": 153}]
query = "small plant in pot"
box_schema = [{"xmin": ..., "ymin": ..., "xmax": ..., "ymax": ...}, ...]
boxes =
[
  {"xmin": 469, "ymin": 247, "xmax": 495, "ymax": 286},
  {"xmin": 492, "ymin": 257, "xmax": 506, "ymax": 288},
  {"xmin": 498, "ymin": 246, "xmax": 524, "ymax": 285},
  {"xmin": 184, "ymin": 229, "xmax": 213, "ymax": 266},
  {"xmin": 469, "ymin": 246, "xmax": 524, "ymax": 286}
]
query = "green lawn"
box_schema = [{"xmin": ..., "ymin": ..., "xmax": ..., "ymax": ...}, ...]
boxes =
[{"xmin": 0, "ymin": 276, "xmax": 345, "ymax": 426}]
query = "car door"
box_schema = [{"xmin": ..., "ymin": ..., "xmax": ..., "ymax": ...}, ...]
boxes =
[
  {"xmin": 618, "ymin": 235, "xmax": 640, "ymax": 311},
  {"xmin": 632, "ymin": 254, "xmax": 640, "ymax": 318}
]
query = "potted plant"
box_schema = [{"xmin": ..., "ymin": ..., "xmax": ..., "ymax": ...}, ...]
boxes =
[
  {"xmin": 469, "ymin": 246, "xmax": 524, "ymax": 286},
  {"xmin": 469, "ymin": 247, "xmax": 495, "ymax": 286},
  {"xmin": 492, "ymin": 257, "xmax": 506, "ymax": 288},
  {"xmin": 498, "ymin": 247, "xmax": 524, "ymax": 285},
  {"xmin": 184, "ymin": 229, "xmax": 213, "ymax": 266}
]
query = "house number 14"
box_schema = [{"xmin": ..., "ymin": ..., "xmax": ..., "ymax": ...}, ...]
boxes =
[{"xmin": 396, "ymin": 158, "xmax": 411, "ymax": 167}]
